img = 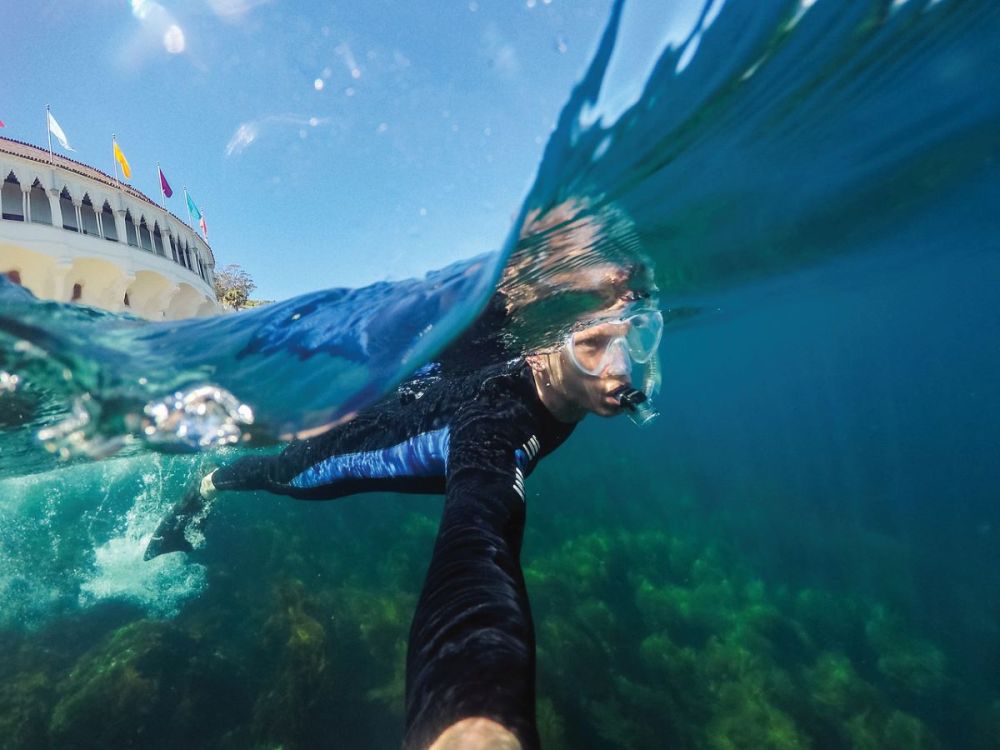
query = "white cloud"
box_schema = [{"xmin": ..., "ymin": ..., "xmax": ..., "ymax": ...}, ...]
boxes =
[
  {"xmin": 225, "ymin": 123, "xmax": 259, "ymax": 156},
  {"xmin": 225, "ymin": 115, "xmax": 330, "ymax": 157},
  {"xmin": 207, "ymin": 0, "xmax": 273, "ymax": 21}
]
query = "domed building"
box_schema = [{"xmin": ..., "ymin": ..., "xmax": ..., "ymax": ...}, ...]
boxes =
[{"xmin": 0, "ymin": 136, "xmax": 220, "ymax": 319}]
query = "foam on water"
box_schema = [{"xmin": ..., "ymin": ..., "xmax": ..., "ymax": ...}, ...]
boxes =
[
  {"xmin": 79, "ymin": 537, "xmax": 206, "ymax": 619},
  {"xmin": 77, "ymin": 467, "xmax": 207, "ymax": 618},
  {"xmin": 0, "ymin": 456, "xmax": 208, "ymax": 627}
]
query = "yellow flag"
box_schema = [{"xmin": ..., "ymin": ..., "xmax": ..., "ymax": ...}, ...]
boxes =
[{"xmin": 113, "ymin": 139, "xmax": 132, "ymax": 180}]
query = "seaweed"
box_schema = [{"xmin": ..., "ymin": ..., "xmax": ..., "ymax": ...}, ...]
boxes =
[{"xmin": 0, "ymin": 502, "xmax": 987, "ymax": 748}]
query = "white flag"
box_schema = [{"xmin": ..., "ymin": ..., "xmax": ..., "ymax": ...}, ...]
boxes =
[{"xmin": 46, "ymin": 110, "xmax": 74, "ymax": 152}]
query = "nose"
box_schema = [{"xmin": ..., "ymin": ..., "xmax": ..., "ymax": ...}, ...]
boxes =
[{"xmin": 602, "ymin": 339, "xmax": 632, "ymax": 378}]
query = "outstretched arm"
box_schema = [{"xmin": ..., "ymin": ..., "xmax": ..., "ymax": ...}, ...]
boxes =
[{"xmin": 404, "ymin": 399, "xmax": 538, "ymax": 750}]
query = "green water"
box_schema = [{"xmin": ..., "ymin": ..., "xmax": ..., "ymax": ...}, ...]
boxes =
[{"xmin": 1, "ymin": 409, "xmax": 995, "ymax": 749}]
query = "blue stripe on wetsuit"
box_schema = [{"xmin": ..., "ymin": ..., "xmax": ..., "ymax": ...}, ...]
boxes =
[{"xmin": 290, "ymin": 427, "xmax": 451, "ymax": 489}]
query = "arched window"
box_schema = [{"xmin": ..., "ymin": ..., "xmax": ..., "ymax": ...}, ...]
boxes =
[
  {"xmin": 101, "ymin": 202, "xmax": 118, "ymax": 241},
  {"xmin": 2, "ymin": 172, "xmax": 23, "ymax": 221},
  {"xmin": 185, "ymin": 245, "xmax": 193, "ymax": 270},
  {"xmin": 125, "ymin": 210, "xmax": 138, "ymax": 246},
  {"xmin": 60, "ymin": 188, "xmax": 78, "ymax": 231},
  {"xmin": 179, "ymin": 240, "xmax": 189, "ymax": 268},
  {"xmin": 152, "ymin": 223, "xmax": 165, "ymax": 256},
  {"xmin": 71, "ymin": 283, "xmax": 83, "ymax": 301},
  {"xmin": 123, "ymin": 292, "xmax": 131, "ymax": 308},
  {"xmin": 80, "ymin": 194, "xmax": 100, "ymax": 236},
  {"xmin": 169, "ymin": 234, "xmax": 178, "ymax": 262},
  {"xmin": 29, "ymin": 180, "xmax": 52, "ymax": 225},
  {"xmin": 138, "ymin": 217, "xmax": 153, "ymax": 252}
]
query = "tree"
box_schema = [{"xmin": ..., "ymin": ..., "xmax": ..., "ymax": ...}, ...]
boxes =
[{"xmin": 213, "ymin": 264, "xmax": 256, "ymax": 311}]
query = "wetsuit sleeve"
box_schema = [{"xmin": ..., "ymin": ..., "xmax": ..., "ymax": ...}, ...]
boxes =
[{"xmin": 403, "ymin": 393, "xmax": 539, "ymax": 750}]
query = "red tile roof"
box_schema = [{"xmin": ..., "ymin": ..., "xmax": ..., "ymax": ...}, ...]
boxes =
[{"xmin": 0, "ymin": 136, "xmax": 213, "ymax": 259}]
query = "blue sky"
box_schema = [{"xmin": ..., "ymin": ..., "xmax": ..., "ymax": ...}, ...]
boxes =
[{"xmin": 2, "ymin": 0, "xmax": 613, "ymax": 301}]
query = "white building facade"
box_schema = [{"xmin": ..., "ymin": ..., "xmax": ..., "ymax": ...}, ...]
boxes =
[{"xmin": 0, "ymin": 137, "xmax": 220, "ymax": 319}]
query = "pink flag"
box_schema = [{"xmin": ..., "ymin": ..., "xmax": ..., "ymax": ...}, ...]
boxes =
[
  {"xmin": 199, "ymin": 216, "xmax": 208, "ymax": 239},
  {"xmin": 158, "ymin": 166, "xmax": 173, "ymax": 198},
  {"xmin": 0, "ymin": 120, "xmax": 5, "ymax": 128}
]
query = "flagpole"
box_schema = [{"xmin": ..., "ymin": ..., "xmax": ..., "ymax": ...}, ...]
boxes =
[
  {"xmin": 45, "ymin": 105, "xmax": 54, "ymax": 164},
  {"xmin": 111, "ymin": 134, "xmax": 120, "ymax": 186}
]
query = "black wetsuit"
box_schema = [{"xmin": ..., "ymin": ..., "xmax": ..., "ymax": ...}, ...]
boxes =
[{"xmin": 211, "ymin": 359, "xmax": 576, "ymax": 749}]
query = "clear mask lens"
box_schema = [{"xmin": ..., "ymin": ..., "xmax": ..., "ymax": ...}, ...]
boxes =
[
  {"xmin": 568, "ymin": 310, "xmax": 663, "ymax": 377},
  {"xmin": 625, "ymin": 311, "xmax": 663, "ymax": 364}
]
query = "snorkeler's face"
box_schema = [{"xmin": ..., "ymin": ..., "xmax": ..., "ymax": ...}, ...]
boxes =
[
  {"xmin": 529, "ymin": 311, "xmax": 662, "ymax": 421},
  {"xmin": 532, "ymin": 330, "xmax": 635, "ymax": 420},
  {"xmin": 562, "ymin": 312, "xmax": 662, "ymax": 415},
  {"xmin": 557, "ymin": 332, "xmax": 635, "ymax": 417}
]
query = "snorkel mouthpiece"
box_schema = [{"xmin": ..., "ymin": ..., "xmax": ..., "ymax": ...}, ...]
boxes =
[
  {"xmin": 614, "ymin": 385, "xmax": 646, "ymax": 410},
  {"xmin": 611, "ymin": 385, "xmax": 659, "ymax": 427}
]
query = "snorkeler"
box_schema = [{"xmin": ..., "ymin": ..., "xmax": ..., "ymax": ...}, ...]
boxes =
[{"xmin": 145, "ymin": 305, "xmax": 663, "ymax": 750}]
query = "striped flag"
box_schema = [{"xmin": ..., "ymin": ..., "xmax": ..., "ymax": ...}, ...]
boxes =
[
  {"xmin": 47, "ymin": 109, "xmax": 74, "ymax": 151},
  {"xmin": 158, "ymin": 166, "xmax": 173, "ymax": 198},
  {"xmin": 113, "ymin": 138, "xmax": 132, "ymax": 179}
]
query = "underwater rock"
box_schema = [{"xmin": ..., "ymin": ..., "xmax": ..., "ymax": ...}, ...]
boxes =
[
  {"xmin": 791, "ymin": 588, "xmax": 866, "ymax": 652},
  {"xmin": 590, "ymin": 678, "xmax": 665, "ymax": 749},
  {"xmin": 536, "ymin": 695, "xmax": 568, "ymax": 750},
  {"xmin": 525, "ymin": 523, "xmax": 961, "ymax": 749},
  {"xmin": 0, "ymin": 668, "xmax": 54, "ymax": 750},
  {"xmin": 3, "ymin": 509, "xmax": 968, "ymax": 749},
  {"xmin": 638, "ymin": 632, "xmax": 699, "ymax": 692},
  {"xmin": 251, "ymin": 579, "xmax": 329, "ymax": 747},
  {"xmin": 844, "ymin": 707, "xmax": 942, "ymax": 750},
  {"xmin": 703, "ymin": 678, "xmax": 809, "ymax": 750},
  {"xmin": 47, "ymin": 618, "xmax": 236, "ymax": 749},
  {"xmin": 865, "ymin": 605, "xmax": 947, "ymax": 697},
  {"xmin": 537, "ymin": 613, "xmax": 614, "ymax": 692},
  {"xmin": 325, "ymin": 584, "xmax": 416, "ymax": 716},
  {"xmin": 527, "ymin": 531, "xmax": 615, "ymax": 602},
  {"xmin": 364, "ymin": 639, "xmax": 407, "ymax": 717},
  {"xmin": 804, "ymin": 651, "xmax": 877, "ymax": 718}
]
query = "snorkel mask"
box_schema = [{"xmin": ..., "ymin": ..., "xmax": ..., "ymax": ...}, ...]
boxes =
[{"xmin": 566, "ymin": 309, "xmax": 664, "ymax": 426}]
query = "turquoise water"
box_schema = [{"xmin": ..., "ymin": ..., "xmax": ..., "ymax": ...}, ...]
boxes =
[{"xmin": 2, "ymin": 0, "xmax": 999, "ymax": 747}]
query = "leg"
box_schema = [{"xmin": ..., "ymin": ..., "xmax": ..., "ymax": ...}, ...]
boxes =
[
  {"xmin": 144, "ymin": 447, "xmax": 344, "ymax": 560},
  {"xmin": 145, "ymin": 407, "xmax": 441, "ymax": 560},
  {"xmin": 211, "ymin": 407, "xmax": 448, "ymax": 500}
]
